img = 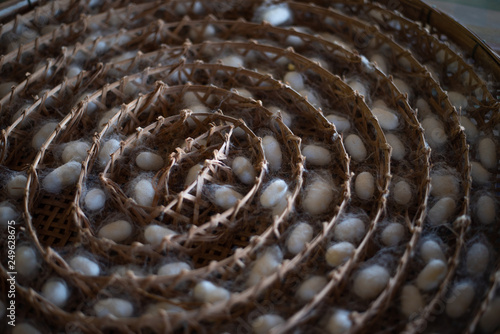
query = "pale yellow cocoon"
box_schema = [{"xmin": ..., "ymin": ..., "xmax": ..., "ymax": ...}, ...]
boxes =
[
  {"xmin": 98, "ymin": 220, "xmax": 132, "ymax": 242},
  {"xmin": 353, "ymin": 265, "xmax": 390, "ymax": 299},
  {"xmin": 420, "ymin": 240, "xmax": 446, "ymax": 263},
  {"xmin": 262, "ymin": 135, "xmax": 282, "ymax": 171},
  {"xmin": 232, "ymin": 156, "xmax": 256, "ymax": 184},
  {"xmin": 416, "ymin": 259, "xmax": 447, "ymax": 291},
  {"xmin": 287, "ymin": 223, "xmax": 313, "ymax": 254},
  {"xmin": 326, "ymin": 114, "xmax": 351, "ymax": 132},
  {"xmin": 213, "ymin": 186, "xmax": 243, "ymax": 210},
  {"xmin": 476, "ymin": 195, "xmax": 496, "ymax": 225},
  {"xmin": 446, "ymin": 281, "xmax": 475, "ymax": 318},
  {"xmin": 302, "ymin": 144, "xmax": 332, "ymax": 166},
  {"xmin": 194, "ymin": 280, "xmax": 230, "ymax": 303},
  {"xmin": 252, "ymin": 314, "xmax": 285, "ymax": 334},
  {"xmin": 260, "ymin": 179, "xmax": 288, "ymax": 208},
  {"xmin": 355, "ymin": 172, "xmax": 375, "ymax": 200},
  {"xmin": 296, "ymin": 276, "xmax": 327, "ymax": 302},
  {"xmin": 334, "ymin": 217, "xmax": 365, "ymax": 243},
  {"xmin": 158, "ymin": 262, "xmax": 190, "ymax": 277},
  {"xmin": 381, "ymin": 223, "xmax": 405, "ymax": 247},
  {"xmin": 144, "ymin": 225, "xmax": 177, "ymax": 247},
  {"xmin": 94, "ymin": 298, "xmax": 133, "ymax": 318},
  {"xmin": 325, "ymin": 309, "xmax": 352, "ymax": 334},
  {"xmin": 386, "ymin": 133, "xmax": 406, "ymax": 161},
  {"xmin": 344, "ymin": 134, "xmax": 367, "ymax": 161},
  {"xmin": 303, "ymin": 179, "xmax": 335, "ymax": 215},
  {"xmin": 478, "ymin": 138, "xmax": 497, "ymax": 170},
  {"xmin": 136, "ymin": 152, "xmax": 164, "ymax": 171},
  {"xmin": 401, "ymin": 284, "xmax": 424, "ymax": 317},
  {"xmin": 427, "ymin": 197, "xmax": 456, "ymax": 225},
  {"xmin": 394, "ymin": 180, "xmax": 412, "ymax": 205},
  {"xmin": 466, "ymin": 243, "xmax": 489, "ymax": 275}
]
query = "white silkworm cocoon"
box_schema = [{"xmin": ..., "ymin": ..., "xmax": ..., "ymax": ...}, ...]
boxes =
[
  {"xmin": 420, "ymin": 240, "xmax": 446, "ymax": 263},
  {"xmin": 136, "ymin": 151, "xmax": 163, "ymax": 171},
  {"xmin": 353, "ymin": 265, "xmax": 390, "ymax": 299},
  {"xmin": 94, "ymin": 298, "xmax": 134, "ymax": 318},
  {"xmin": 42, "ymin": 161, "xmax": 81, "ymax": 193},
  {"xmin": 421, "ymin": 117, "xmax": 447, "ymax": 148},
  {"xmin": 271, "ymin": 190, "xmax": 291, "ymax": 217},
  {"xmin": 303, "ymin": 178, "xmax": 335, "ymax": 215},
  {"xmin": 458, "ymin": 116, "xmax": 478, "ymax": 141},
  {"xmin": 470, "ymin": 161, "xmax": 490, "ymax": 184},
  {"xmin": 478, "ymin": 138, "xmax": 497, "ymax": 169},
  {"xmin": 41, "ymin": 278, "xmax": 69, "ymax": 307},
  {"xmin": 260, "ymin": 179, "xmax": 288, "ymax": 208},
  {"xmin": 213, "ymin": 186, "xmax": 243, "ymax": 209},
  {"xmin": 62, "ymin": 141, "xmax": 90, "ymax": 163},
  {"xmin": 252, "ymin": 314, "xmax": 285, "ymax": 334},
  {"xmin": 32, "ymin": 122, "xmax": 58, "ymax": 149},
  {"xmin": 220, "ymin": 55, "xmax": 244, "ymax": 68},
  {"xmin": 0, "ymin": 202, "xmax": 17, "ymax": 226},
  {"xmin": 247, "ymin": 247, "xmax": 283, "ymax": 287},
  {"xmin": 381, "ymin": 222, "xmax": 405, "ymax": 247},
  {"xmin": 13, "ymin": 323, "xmax": 41, "ymax": 334},
  {"xmin": 7, "ymin": 174, "xmax": 27, "ymax": 198},
  {"xmin": 326, "ymin": 242, "xmax": 355, "ymax": 267},
  {"xmin": 355, "ymin": 172, "xmax": 375, "ymax": 200},
  {"xmin": 476, "ymin": 195, "xmax": 496, "ymax": 225},
  {"xmin": 326, "ymin": 309, "xmax": 352, "ymax": 334},
  {"xmin": 0, "ymin": 81, "xmax": 16, "ymax": 97},
  {"xmin": 296, "ymin": 276, "xmax": 327, "ymax": 302},
  {"xmin": 302, "ymin": 144, "xmax": 331, "ymax": 166},
  {"xmin": 287, "ymin": 223, "xmax": 314, "ymax": 254},
  {"xmin": 416, "ymin": 98, "xmax": 431, "ymax": 117},
  {"xmin": 446, "ymin": 281, "xmax": 475, "ymax": 318},
  {"xmin": 98, "ymin": 108, "xmax": 119, "ymax": 131},
  {"xmin": 69, "ymin": 256, "xmax": 100, "ymax": 276},
  {"xmin": 416, "ymin": 259, "xmax": 447, "ymax": 291},
  {"xmin": 344, "ymin": 134, "xmax": 367, "ymax": 162},
  {"xmin": 194, "ymin": 280, "xmax": 230, "ymax": 303},
  {"xmin": 66, "ymin": 65, "xmax": 81, "ymax": 78},
  {"xmin": 16, "ymin": 245, "xmax": 39, "ymax": 276},
  {"xmin": 298, "ymin": 89, "xmax": 321, "ymax": 106},
  {"xmin": 185, "ymin": 164, "xmax": 203, "ymax": 186},
  {"xmin": 372, "ymin": 106, "xmax": 399, "ymax": 130},
  {"xmin": 401, "ymin": 285, "xmax": 424, "ymax": 317},
  {"xmin": 370, "ymin": 54, "xmax": 388, "ymax": 74},
  {"xmin": 262, "ymin": 135, "xmax": 282, "ymax": 171},
  {"xmin": 479, "ymin": 297, "xmax": 500, "ymax": 333},
  {"xmin": 158, "ymin": 262, "xmax": 190, "ymax": 276},
  {"xmin": 427, "ymin": 197, "xmax": 456, "ymax": 226},
  {"xmin": 98, "ymin": 220, "xmax": 132, "ymax": 242},
  {"xmin": 386, "ymin": 133, "xmax": 406, "ymax": 161},
  {"xmin": 346, "ymin": 79, "xmax": 368, "ymax": 97},
  {"xmin": 393, "ymin": 78, "xmax": 413, "ymax": 100},
  {"xmin": 326, "ymin": 114, "xmax": 351, "ymax": 132},
  {"xmin": 430, "ymin": 174, "xmax": 459, "ymax": 198},
  {"xmin": 447, "ymin": 91, "xmax": 468, "ymax": 111},
  {"xmin": 466, "ymin": 243, "xmax": 489, "ymax": 275},
  {"xmin": 259, "ymin": 4, "xmax": 291, "ymax": 26},
  {"xmin": 144, "ymin": 224, "xmax": 177, "ymax": 247},
  {"xmin": 268, "ymin": 106, "xmax": 292, "ymax": 128},
  {"xmin": 84, "ymin": 188, "xmax": 106, "ymax": 211},
  {"xmin": 334, "ymin": 217, "xmax": 365, "ymax": 243},
  {"xmin": 232, "ymin": 157, "xmax": 255, "ymax": 185},
  {"xmin": 284, "ymin": 71, "xmax": 305, "ymax": 91},
  {"xmin": 133, "ymin": 179, "xmax": 155, "ymax": 207}
]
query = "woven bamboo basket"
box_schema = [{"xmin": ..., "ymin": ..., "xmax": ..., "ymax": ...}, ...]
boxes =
[{"xmin": 0, "ymin": 0, "xmax": 498, "ymax": 333}]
